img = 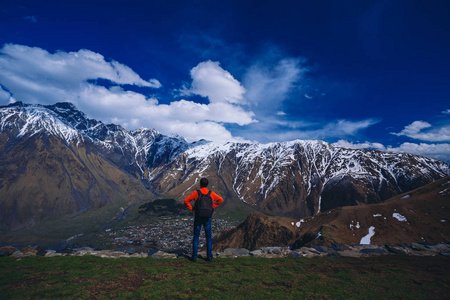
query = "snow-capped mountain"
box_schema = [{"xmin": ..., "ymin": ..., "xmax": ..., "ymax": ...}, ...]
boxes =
[
  {"xmin": 1, "ymin": 102, "xmax": 449, "ymax": 227},
  {"xmin": 0, "ymin": 102, "xmax": 190, "ymax": 177},
  {"xmin": 148, "ymin": 139, "xmax": 449, "ymax": 217},
  {"xmin": 0, "ymin": 102, "xmax": 156, "ymax": 239}
]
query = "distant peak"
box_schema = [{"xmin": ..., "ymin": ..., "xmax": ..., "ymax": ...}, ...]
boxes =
[
  {"xmin": 46, "ymin": 102, "xmax": 78, "ymax": 111},
  {"xmin": 132, "ymin": 127, "xmax": 160, "ymax": 134},
  {"xmin": 4, "ymin": 101, "xmax": 27, "ymax": 108},
  {"xmin": 1, "ymin": 101, "xmax": 79, "ymax": 112}
]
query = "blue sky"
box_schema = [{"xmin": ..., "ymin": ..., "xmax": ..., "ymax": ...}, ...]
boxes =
[{"xmin": 0, "ymin": 0, "xmax": 449, "ymax": 161}]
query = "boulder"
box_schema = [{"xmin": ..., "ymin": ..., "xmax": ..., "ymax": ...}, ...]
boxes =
[
  {"xmin": 249, "ymin": 250, "xmax": 262, "ymax": 257},
  {"xmin": 337, "ymin": 250, "xmax": 365, "ymax": 258},
  {"xmin": 73, "ymin": 250, "xmax": 96, "ymax": 256},
  {"xmin": 223, "ymin": 248, "xmax": 250, "ymax": 257},
  {"xmin": 428, "ymin": 243, "xmax": 450, "ymax": 253},
  {"xmin": 129, "ymin": 252, "xmax": 148, "ymax": 258},
  {"xmin": 151, "ymin": 251, "xmax": 177, "ymax": 259},
  {"xmin": 385, "ymin": 244, "xmax": 412, "ymax": 255}
]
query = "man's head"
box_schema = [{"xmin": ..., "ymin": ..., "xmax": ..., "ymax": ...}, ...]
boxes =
[{"xmin": 200, "ymin": 178, "xmax": 209, "ymax": 188}]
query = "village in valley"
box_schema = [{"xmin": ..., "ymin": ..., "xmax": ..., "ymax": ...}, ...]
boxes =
[{"xmin": 103, "ymin": 216, "xmax": 238, "ymax": 251}]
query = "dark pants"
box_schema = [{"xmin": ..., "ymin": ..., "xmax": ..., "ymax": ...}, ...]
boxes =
[{"xmin": 192, "ymin": 216, "xmax": 212, "ymax": 259}]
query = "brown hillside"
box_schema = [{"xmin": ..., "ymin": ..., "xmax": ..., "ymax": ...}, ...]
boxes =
[
  {"xmin": 213, "ymin": 212, "xmax": 297, "ymax": 251},
  {"xmin": 0, "ymin": 134, "xmax": 154, "ymax": 245},
  {"xmin": 213, "ymin": 176, "xmax": 450, "ymax": 250},
  {"xmin": 294, "ymin": 176, "xmax": 450, "ymax": 247}
]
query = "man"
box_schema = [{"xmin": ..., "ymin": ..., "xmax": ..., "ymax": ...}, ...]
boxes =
[{"xmin": 184, "ymin": 178, "xmax": 223, "ymax": 262}]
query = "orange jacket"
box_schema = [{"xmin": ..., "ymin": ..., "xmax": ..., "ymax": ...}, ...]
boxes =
[{"xmin": 184, "ymin": 187, "xmax": 223, "ymax": 211}]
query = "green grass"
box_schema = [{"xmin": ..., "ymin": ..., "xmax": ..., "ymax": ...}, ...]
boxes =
[{"xmin": 1, "ymin": 255, "xmax": 449, "ymax": 299}]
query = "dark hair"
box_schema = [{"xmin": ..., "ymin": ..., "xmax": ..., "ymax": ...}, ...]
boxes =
[{"xmin": 200, "ymin": 178, "xmax": 209, "ymax": 188}]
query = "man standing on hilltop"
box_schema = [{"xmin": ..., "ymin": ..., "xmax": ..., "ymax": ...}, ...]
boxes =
[{"xmin": 184, "ymin": 178, "xmax": 223, "ymax": 262}]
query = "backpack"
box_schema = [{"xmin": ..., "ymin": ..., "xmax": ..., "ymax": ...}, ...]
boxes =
[{"xmin": 194, "ymin": 190, "xmax": 213, "ymax": 218}]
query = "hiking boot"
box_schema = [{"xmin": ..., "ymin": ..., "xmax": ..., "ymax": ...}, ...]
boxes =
[{"xmin": 206, "ymin": 257, "xmax": 213, "ymax": 262}]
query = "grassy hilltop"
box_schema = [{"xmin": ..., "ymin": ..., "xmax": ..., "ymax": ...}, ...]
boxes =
[{"xmin": 1, "ymin": 255, "xmax": 449, "ymax": 299}]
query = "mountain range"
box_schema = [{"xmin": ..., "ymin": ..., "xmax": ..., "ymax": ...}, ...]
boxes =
[{"xmin": 0, "ymin": 102, "xmax": 449, "ymax": 244}]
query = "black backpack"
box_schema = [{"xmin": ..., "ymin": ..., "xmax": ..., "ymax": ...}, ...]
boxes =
[{"xmin": 194, "ymin": 190, "xmax": 213, "ymax": 218}]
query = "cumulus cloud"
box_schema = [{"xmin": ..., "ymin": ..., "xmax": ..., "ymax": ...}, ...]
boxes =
[
  {"xmin": 392, "ymin": 120, "xmax": 450, "ymax": 142},
  {"xmin": 179, "ymin": 61, "xmax": 246, "ymax": 104},
  {"xmin": 0, "ymin": 44, "xmax": 160, "ymax": 90},
  {"xmin": 0, "ymin": 44, "xmax": 256, "ymax": 142}
]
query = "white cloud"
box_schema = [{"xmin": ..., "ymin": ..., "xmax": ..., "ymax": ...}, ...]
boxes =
[
  {"xmin": 282, "ymin": 119, "xmax": 377, "ymax": 138},
  {"xmin": 334, "ymin": 140, "xmax": 450, "ymax": 162},
  {"xmin": 0, "ymin": 86, "xmax": 15, "ymax": 104},
  {"xmin": 442, "ymin": 109, "xmax": 450, "ymax": 115},
  {"xmin": 243, "ymin": 57, "xmax": 305, "ymax": 108},
  {"xmin": 243, "ymin": 118, "xmax": 378, "ymax": 143},
  {"xmin": 378, "ymin": 114, "xmax": 450, "ymax": 161},
  {"xmin": 161, "ymin": 121, "xmax": 236, "ymax": 143},
  {"xmin": 392, "ymin": 120, "xmax": 450, "ymax": 142},
  {"xmin": 334, "ymin": 140, "xmax": 386, "ymax": 150},
  {"xmin": 72, "ymin": 74, "xmax": 255, "ymax": 142},
  {"xmin": 179, "ymin": 60, "xmax": 246, "ymax": 104},
  {"xmin": 392, "ymin": 120, "xmax": 431, "ymax": 137},
  {"xmin": 0, "ymin": 44, "xmax": 161, "ymax": 90},
  {"xmin": 316, "ymin": 119, "xmax": 379, "ymax": 138},
  {"xmin": 0, "ymin": 44, "xmax": 257, "ymax": 142},
  {"xmin": 387, "ymin": 142, "xmax": 450, "ymax": 162}
]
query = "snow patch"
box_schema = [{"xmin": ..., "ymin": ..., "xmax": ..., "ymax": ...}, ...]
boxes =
[
  {"xmin": 316, "ymin": 196, "xmax": 321, "ymax": 215},
  {"xmin": 315, "ymin": 231, "xmax": 322, "ymax": 239},
  {"xmin": 350, "ymin": 221, "xmax": 360, "ymax": 229},
  {"xmin": 440, "ymin": 188, "xmax": 449, "ymax": 195},
  {"xmin": 360, "ymin": 226, "xmax": 375, "ymax": 245},
  {"xmin": 401, "ymin": 195, "xmax": 410, "ymax": 199},
  {"xmin": 441, "ymin": 219, "xmax": 447, "ymax": 223},
  {"xmin": 393, "ymin": 213, "xmax": 407, "ymax": 222},
  {"xmin": 373, "ymin": 214, "xmax": 382, "ymax": 217},
  {"xmin": 295, "ymin": 219, "xmax": 305, "ymax": 228}
]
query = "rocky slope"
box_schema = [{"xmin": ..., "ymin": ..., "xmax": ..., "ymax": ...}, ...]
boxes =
[{"xmin": 213, "ymin": 176, "xmax": 450, "ymax": 250}]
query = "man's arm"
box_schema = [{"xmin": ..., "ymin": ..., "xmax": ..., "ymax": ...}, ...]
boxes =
[
  {"xmin": 184, "ymin": 191, "xmax": 198, "ymax": 211},
  {"xmin": 211, "ymin": 192, "xmax": 223, "ymax": 209}
]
